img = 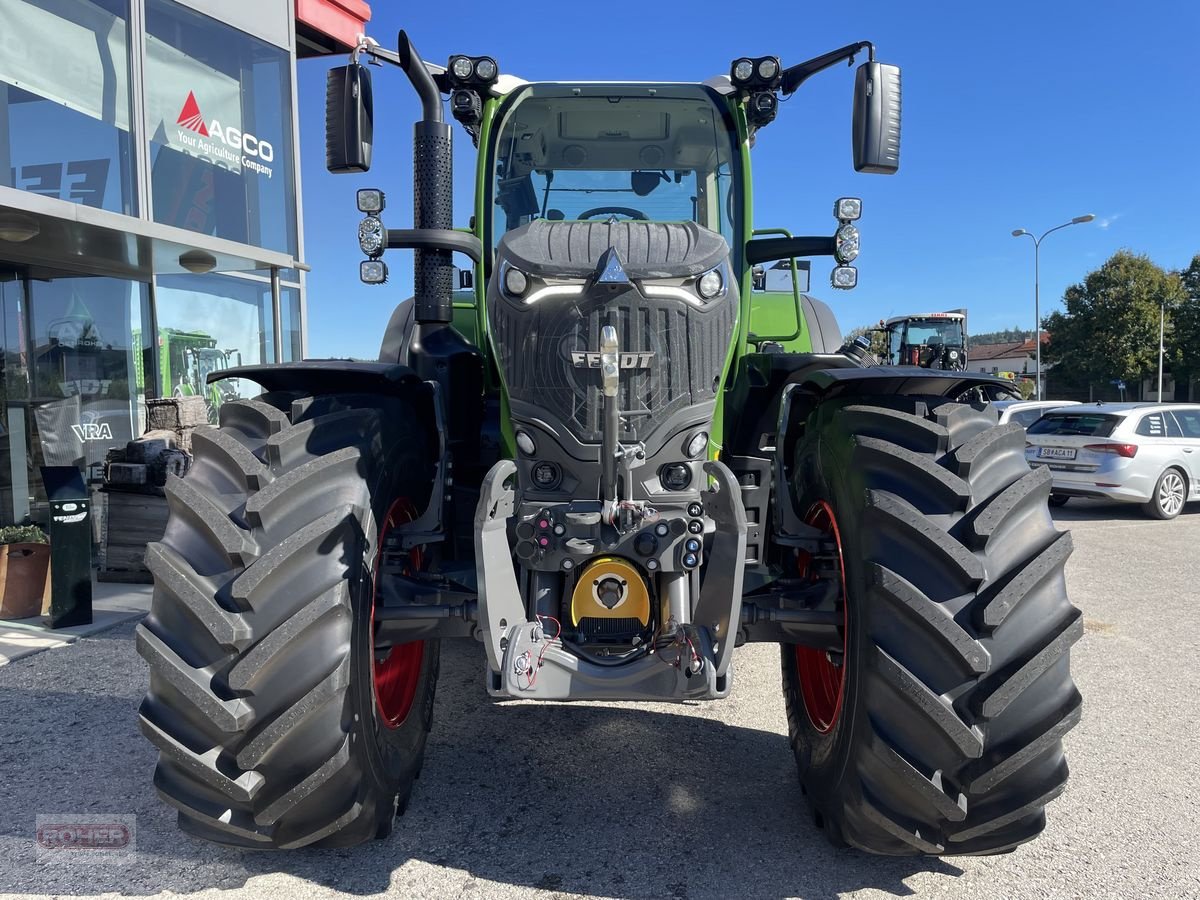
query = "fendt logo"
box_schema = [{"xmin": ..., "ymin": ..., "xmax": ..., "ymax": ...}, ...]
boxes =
[
  {"xmin": 571, "ymin": 351, "xmax": 655, "ymax": 369},
  {"xmin": 175, "ymin": 91, "xmax": 275, "ymax": 167}
]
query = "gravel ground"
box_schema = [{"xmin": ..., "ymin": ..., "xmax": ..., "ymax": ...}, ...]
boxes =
[{"xmin": 1, "ymin": 499, "xmax": 1198, "ymax": 900}]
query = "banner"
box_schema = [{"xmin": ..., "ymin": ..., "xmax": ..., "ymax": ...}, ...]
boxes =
[{"xmin": 0, "ymin": 0, "xmax": 130, "ymax": 131}]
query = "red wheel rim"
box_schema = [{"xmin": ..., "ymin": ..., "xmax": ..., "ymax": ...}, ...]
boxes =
[
  {"xmin": 794, "ymin": 500, "xmax": 848, "ymax": 734},
  {"xmin": 371, "ymin": 497, "xmax": 426, "ymax": 729}
]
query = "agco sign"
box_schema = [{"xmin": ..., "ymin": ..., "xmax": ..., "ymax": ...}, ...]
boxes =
[{"xmin": 176, "ymin": 91, "xmax": 275, "ymax": 176}]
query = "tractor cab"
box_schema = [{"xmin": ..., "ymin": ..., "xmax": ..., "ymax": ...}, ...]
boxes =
[{"xmin": 882, "ymin": 310, "xmax": 967, "ymax": 370}]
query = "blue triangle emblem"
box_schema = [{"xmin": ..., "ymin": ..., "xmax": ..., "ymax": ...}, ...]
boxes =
[{"xmin": 596, "ymin": 248, "xmax": 629, "ymax": 284}]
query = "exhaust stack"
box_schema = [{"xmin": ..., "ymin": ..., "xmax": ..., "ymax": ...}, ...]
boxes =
[{"xmin": 398, "ymin": 30, "xmax": 453, "ymax": 325}]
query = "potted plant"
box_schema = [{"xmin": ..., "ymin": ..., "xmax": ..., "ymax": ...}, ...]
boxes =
[{"xmin": 0, "ymin": 525, "xmax": 50, "ymax": 620}]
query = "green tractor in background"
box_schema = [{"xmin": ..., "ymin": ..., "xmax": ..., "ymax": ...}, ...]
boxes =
[
  {"xmin": 133, "ymin": 327, "xmax": 243, "ymax": 421},
  {"xmin": 135, "ymin": 32, "xmax": 1081, "ymax": 855}
]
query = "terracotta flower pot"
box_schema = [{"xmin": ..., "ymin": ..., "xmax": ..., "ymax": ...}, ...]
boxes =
[{"xmin": 0, "ymin": 543, "xmax": 51, "ymax": 620}]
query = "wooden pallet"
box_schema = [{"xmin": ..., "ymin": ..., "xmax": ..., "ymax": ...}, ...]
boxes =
[{"xmin": 97, "ymin": 488, "xmax": 168, "ymax": 584}]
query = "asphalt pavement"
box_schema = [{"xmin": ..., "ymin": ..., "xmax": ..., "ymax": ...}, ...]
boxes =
[{"xmin": 1, "ymin": 498, "xmax": 1198, "ymax": 900}]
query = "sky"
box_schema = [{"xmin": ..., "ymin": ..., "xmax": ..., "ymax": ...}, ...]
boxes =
[{"xmin": 295, "ymin": 0, "xmax": 1200, "ymax": 359}]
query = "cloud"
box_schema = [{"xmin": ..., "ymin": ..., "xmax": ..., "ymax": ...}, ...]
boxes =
[{"xmin": 1096, "ymin": 213, "xmax": 1123, "ymax": 230}]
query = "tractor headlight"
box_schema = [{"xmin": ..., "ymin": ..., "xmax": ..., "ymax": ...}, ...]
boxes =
[
  {"xmin": 834, "ymin": 197, "xmax": 862, "ymax": 221},
  {"xmin": 503, "ymin": 265, "xmax": 529, "ymax": 298},
  {"xmin": 474, "ymin": 57, "xmax": 498, "ymax": 82},
  {"xmin": 686, "ymin": 431, "xmax": 709, "ymax": 459},
  {"xmin": 356, "ymin": 188, "xmax": 385, "ymax": 214},
  {"xmin": 358, "ymin": 216, "xmax": 384, "ymax": 257},
  {"xmin": 732, "ymin": 59, "xmax": 754, "ymax": 83},
  {"xmin": 834, "ymin": 223, "xmax": 859, "ymax": 264},
  {"xmin": 697, "ymin": 268, "xmax": 724, "ymax": 299},
  {"xmin": 450, "ymin": 56, "xmax": 474, "ymax": 80},
  {"xmin": 831, "ymin": 266, "xmax": 858, "ymax": 289},
  {"xmin": 660, "ymin": 464, "xmax": 692, "ymax": 492},
  {"xmin": 360, "ymin": 260, "xmax": 388, "ymax": 284},
  {"xmin": 757, "ymin": 57, "xmax": 780, "ymax": 81}
]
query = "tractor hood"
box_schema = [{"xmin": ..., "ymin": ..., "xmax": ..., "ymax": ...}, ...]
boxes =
[{"xmin": 500, "ymin": 219, "xmax": 729, "ymax": 280}]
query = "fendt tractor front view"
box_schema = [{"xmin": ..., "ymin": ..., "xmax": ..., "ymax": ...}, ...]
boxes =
[{"xmin": 134, "ymin": 32, "xmax": 1082, "ymax": 856}]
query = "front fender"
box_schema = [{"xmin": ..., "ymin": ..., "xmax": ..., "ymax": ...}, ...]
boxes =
[{"xmin": 208, "ymin": 360, "xmax": 424, "ymax": 397}]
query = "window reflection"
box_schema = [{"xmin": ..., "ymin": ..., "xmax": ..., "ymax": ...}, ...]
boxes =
[
  {"xmin": 144, "ymin": 0, "xmax": 297, "ymax": 254},
  {"xmin": 154, "ymin": 273, "xmax": 276, "ymax": 421},
  {"xmin": 0, "ymin": 269, "xmax": 150, "ymax": 525},
  {"xmin": 0, "ymin": 0, "xmax": 136, "ymax": 214}
]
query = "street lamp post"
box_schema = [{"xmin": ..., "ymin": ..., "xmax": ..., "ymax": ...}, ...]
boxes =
[
  {"xmin": 1158, "ymin": 297, "xmax": 1166, "ymax": 402},
  {"xmin": 1011, "ymin": 214, "xmax": 1095, "ymax": 401}
]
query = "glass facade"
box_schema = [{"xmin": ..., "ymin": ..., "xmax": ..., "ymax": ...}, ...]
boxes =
[
  {"xmin": 0, "ymin": 267, "xmax": 151, "ymax": 525},
  {"xmin": 154, "ymin": 271, "xmax": 276, "ymax": 416},
  {"xmin": 145, "ymin": 0, "xmax": 298, "ymax": 254},
  {"xmin": 0, "ymin": 0, "xmax": 137, "ymax": 214},
  {"xmin": 0, "ymin": 0, "xmax": 308, "ymax": 529}
]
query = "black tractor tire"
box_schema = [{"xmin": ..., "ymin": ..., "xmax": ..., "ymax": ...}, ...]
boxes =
[
  {"xmin": 1048, "ymin": 494, "xmax": 1069, "ymax": 508},
  {"xmin": 136, "ymin": 391, "xmax": 439, "ymax": 849},
  {"xmin": 782, "ymin": 395, "xmax": 1081, "ymax": 855},
  {"xmin": 1142, "ymin": 467, "xmax": 1187, "ymax": 520}
]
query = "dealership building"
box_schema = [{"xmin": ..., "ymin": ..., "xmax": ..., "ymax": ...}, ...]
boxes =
[{"xmin": 0, "ymin": 0, "xmax": 369, "ymax": 526}]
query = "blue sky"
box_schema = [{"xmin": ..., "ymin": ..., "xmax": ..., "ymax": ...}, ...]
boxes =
[{"xmin": 295, "ymin": 0, "xmax": 1200, "ymax": 358}]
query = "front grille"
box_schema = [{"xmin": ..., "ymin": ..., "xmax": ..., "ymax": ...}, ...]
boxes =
[{"xmin": 490, "ymin": 283, "xmax": 736, "ymax": 444}]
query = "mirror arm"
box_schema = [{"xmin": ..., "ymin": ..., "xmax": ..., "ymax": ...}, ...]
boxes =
[
  {"xmin": 353, "ymin": 36, "xmax": 448, "ymax": 81},
  {"xmin": 386, "ymin": 228, "xmax": 482, "ymax": 263},
  {"xmin": 781, "ymin": 41, "xmax": 874, "ymax": 96},
  {"xmin": 745, "ymin": 236, "xmax": 836, "ymax": 265}
]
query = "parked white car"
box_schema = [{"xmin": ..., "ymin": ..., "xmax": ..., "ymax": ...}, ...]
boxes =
[
  {"xmin": 1024, "ymin": 403, "xmax": 1200, "ymax": 519},
  {"xmin": 992, "ymin": 399, "xmax": 1080, "ymax": 429}
]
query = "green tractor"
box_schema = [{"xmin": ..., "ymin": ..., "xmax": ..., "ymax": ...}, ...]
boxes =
[
  {"xmin": 136, "ymin": 33, "xmax": 1081, "ymax": 855},
  {"xmin": 134, "ymin": 328, "xmax": 243, "ymax": 420}
]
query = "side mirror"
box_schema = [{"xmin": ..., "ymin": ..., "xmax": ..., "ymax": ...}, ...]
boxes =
[
  {"xmin": 852, "ymin": 61, "xmax": 901, "ymax": 174},
  {"xmin": 326, "ymin": 64, "xmax": 374, "ymax": 173}
]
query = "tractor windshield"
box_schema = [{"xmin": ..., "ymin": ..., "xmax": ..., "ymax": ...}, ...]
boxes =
[
  {"xmin": 488, "ymin": 84, "xmax": 740, "ymax": 250},
  {"xmin": 904, "ymin": 318, "xmax": 965, "ymax": 348}
]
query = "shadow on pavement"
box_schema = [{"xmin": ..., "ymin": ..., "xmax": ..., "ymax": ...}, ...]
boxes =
[
  {"xmin": 1050, "ymin": 497, "xmax": 1200, "ymax": 523},
  {"xmin": 0, "ymin": 629, "xmax": 964, "ymax": 899}
]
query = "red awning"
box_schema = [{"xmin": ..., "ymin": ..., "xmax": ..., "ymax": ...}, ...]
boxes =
[{"xmin": 295, "ymin": 0, "xmax": 371, "ymax": 57}]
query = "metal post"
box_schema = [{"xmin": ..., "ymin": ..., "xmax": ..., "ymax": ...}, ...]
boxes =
[
  {"xmin": 1034, "ymin": 239, "xmax": 1041, "ymax": 401},
  {"xmin": 1011, "ymin": 215, "xmax": 1094, "ymax": 404},
  {"xmin": 271, "ymin": 266, "xmax": 283, "ymax": 363},
  {"xmin": 1158, "ymin": 300, "xmax": 1165, "ymax": 402}
]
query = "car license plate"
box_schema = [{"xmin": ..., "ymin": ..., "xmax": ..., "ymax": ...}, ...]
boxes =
[{"xmin": 1038, "ymin": 447, "xmax": 1077, "ymax": 460}]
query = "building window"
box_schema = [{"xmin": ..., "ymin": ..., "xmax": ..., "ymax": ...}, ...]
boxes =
[
  {"xmin": 144, "ymin": 0, "xmax": 297, "ymax": 254},
  {"xmin": 0, "ymin": 0, "xmax": 137, "ymax": 215},
  {"xmin": 0, "ymin": 269, "xmax": 151, "ymax": 525},
  {"xmin": 280, "ymin": 285, "xmax": 301, "ymax": 361},
  {"xmin": 153, "ymin": 272, "xmax": 278, "ymax": 420}
]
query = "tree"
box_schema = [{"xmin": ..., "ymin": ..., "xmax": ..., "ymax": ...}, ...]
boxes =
[
  {"xmin": 1170, "ymin": 254, "xmax": 1200, "ymax": 391},
  {"xmin": 968, "ymin": 327, "xmax": 1033, "ymax": 348},
  {"xmin": 845, "ymin": 323, "xmax": 889, "ymax": 358},
  {"xmin": 1042, "ymin": 250, "xmax": 1184, "ymax": 393}
]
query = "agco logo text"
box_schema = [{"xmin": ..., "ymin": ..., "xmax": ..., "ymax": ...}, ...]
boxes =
[
  {"xmin": 176, "ymin": 91, "xmax": 274, "ymax": 177},
  {"xmin": 571, "ymin": 352, "xmax": 655, "ymax": 369}
]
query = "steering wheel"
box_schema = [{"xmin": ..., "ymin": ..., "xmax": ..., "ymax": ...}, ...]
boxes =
[{"xmin": 577, "ymin": 206, "xmax": 650, "ymax": 221}]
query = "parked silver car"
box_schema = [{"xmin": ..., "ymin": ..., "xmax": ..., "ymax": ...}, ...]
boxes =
[
  {"xmin": 1025, "ymin": 403, "xmax": 1200, "ymax": 519},
  {"xmin": 992, "ymin": 399, "xmax": 1080, "ymax": 428}
]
